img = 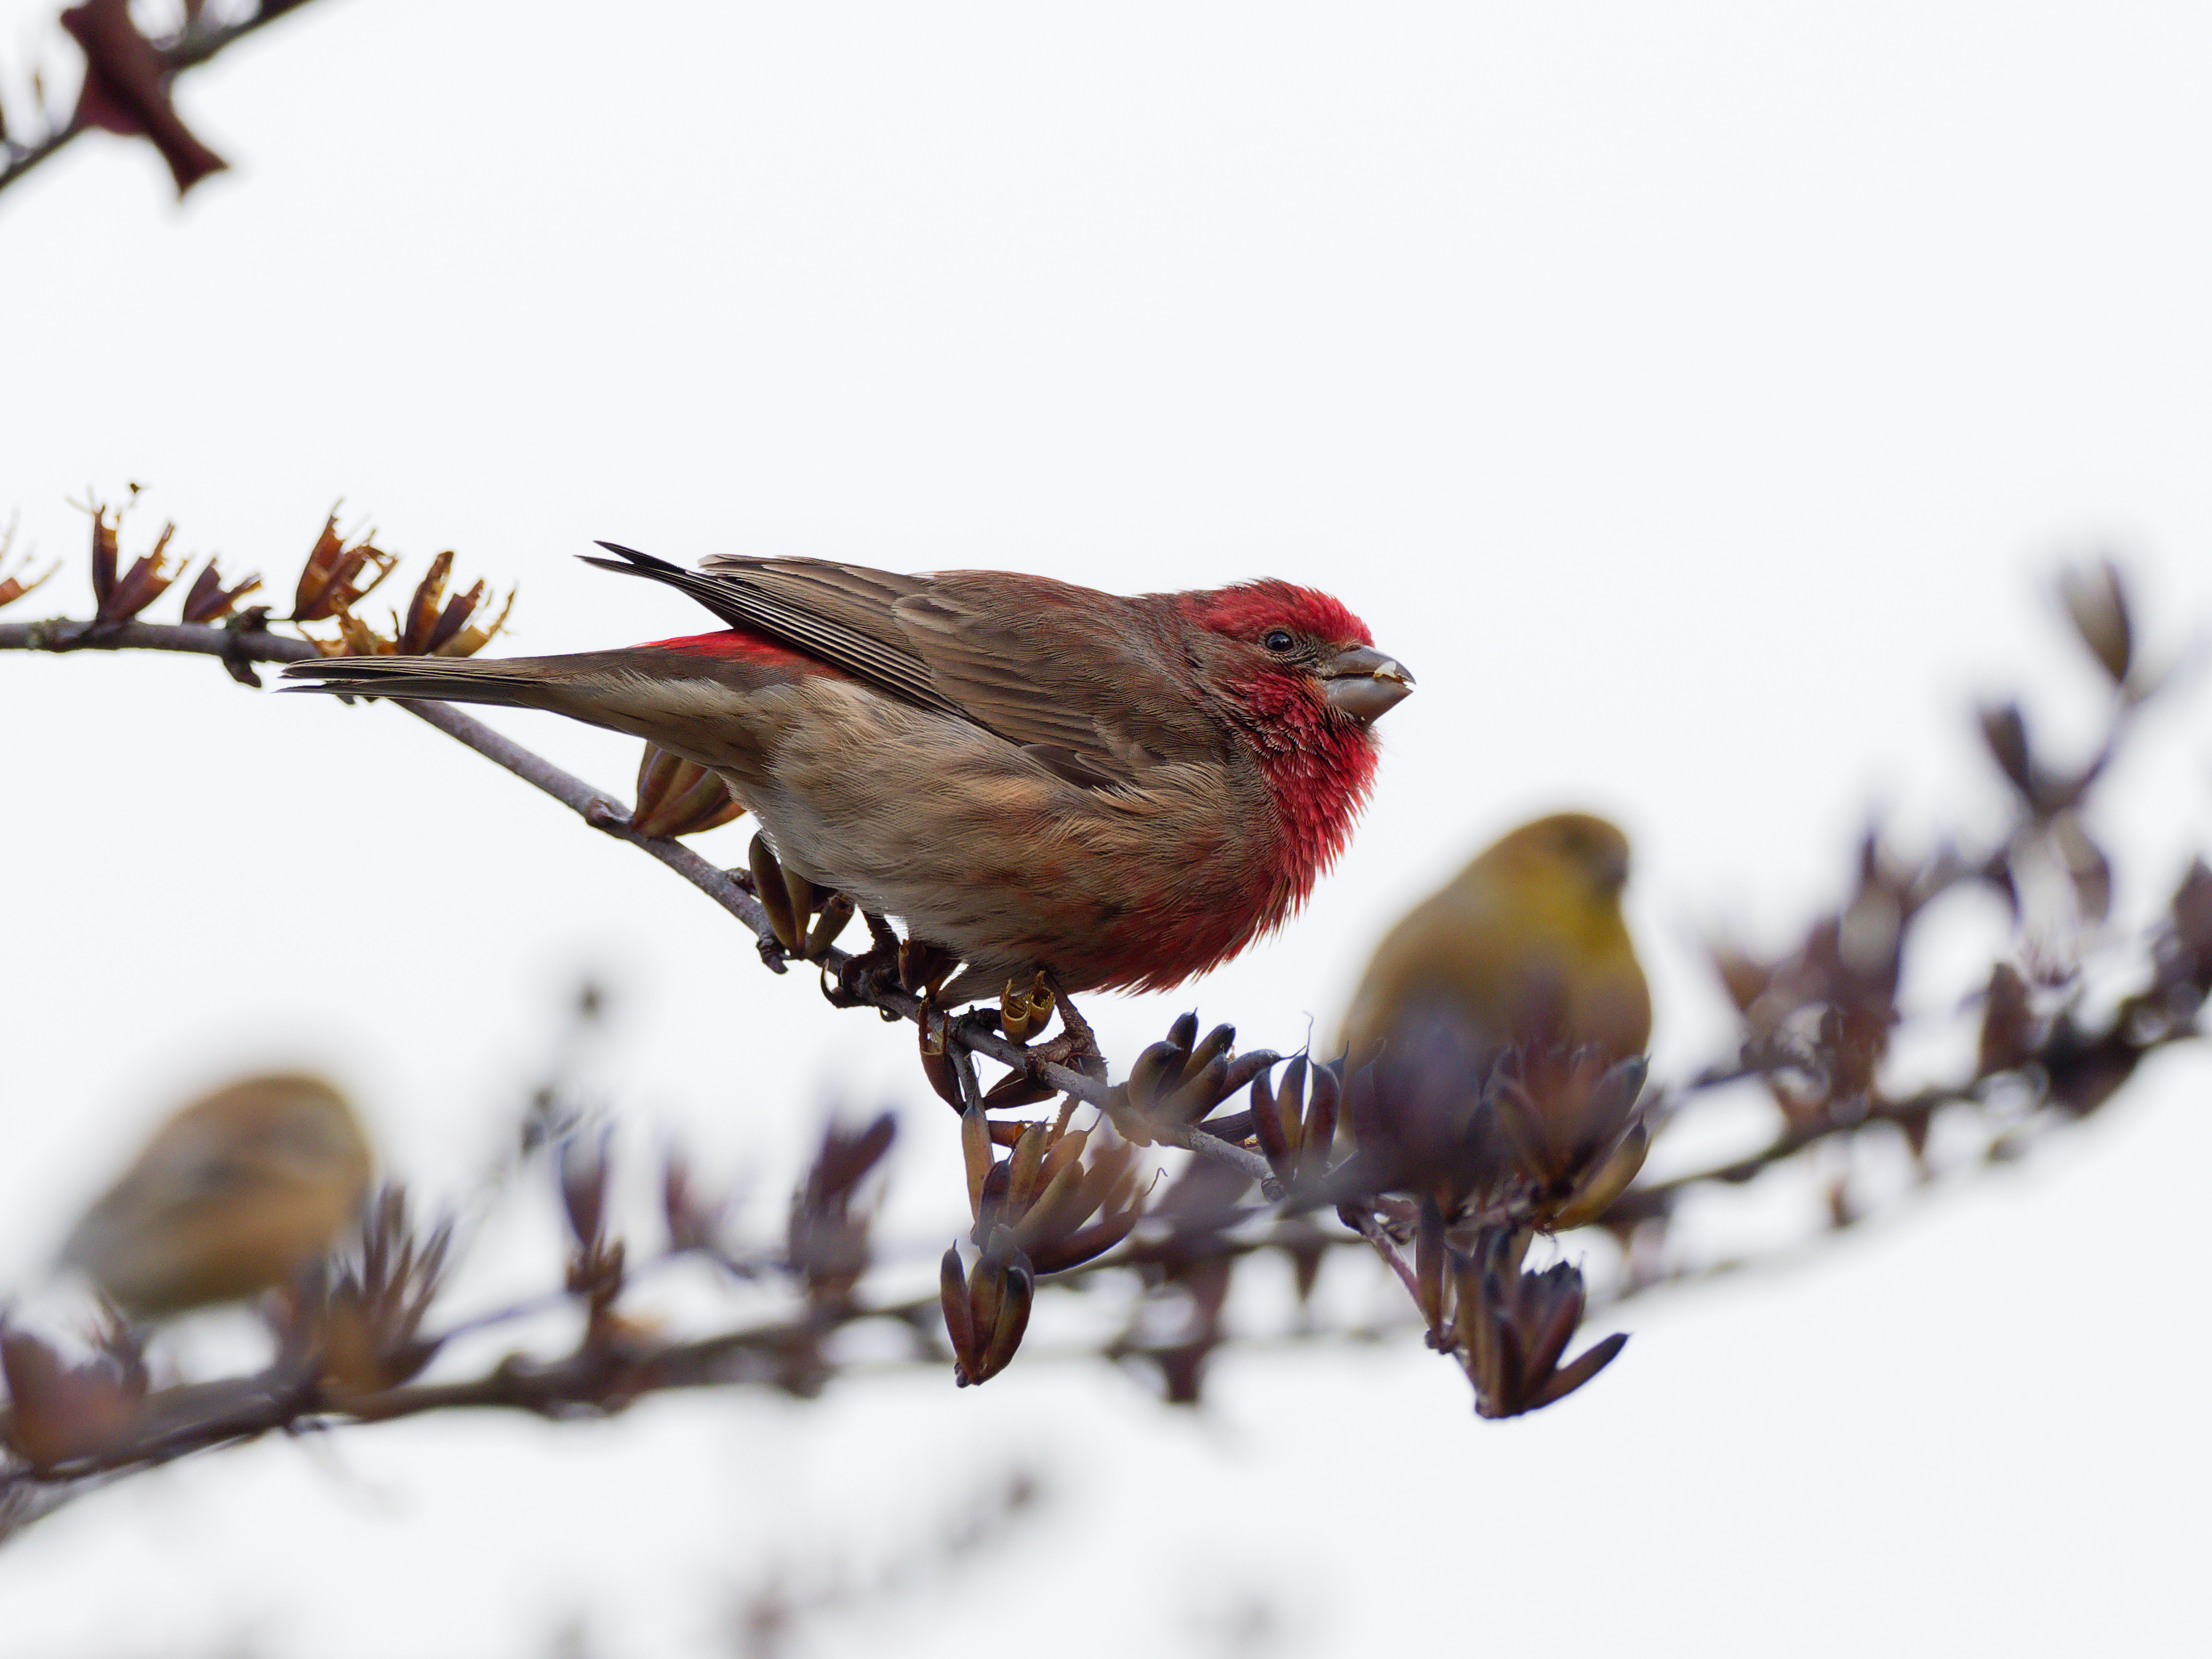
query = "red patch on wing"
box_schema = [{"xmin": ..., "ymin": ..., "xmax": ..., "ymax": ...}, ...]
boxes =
[
  {"xmin": 638, "ymin": 628, "xmax": 836, "ymax": 673},
  {"xmin": 1188, "ymin": 581, "xmax": 1373, "ymax": 648}
]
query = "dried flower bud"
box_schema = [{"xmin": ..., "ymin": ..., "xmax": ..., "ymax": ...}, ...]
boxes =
[
  {"xmin": 60, "ymin": 0, "xmax": 227, "ymax": 195},
  {"xmin": 1493, "ymin": 1046, "xmax": 1649, "ymax": 1201},
  {"xmin": 292, "ymin": 510, "xmax": 397, "ymax": 622},
  {"xmin": 179, "ymin": 557, "xmax": 262, "ymax": 622},
  {"xmin": 432, "ymin": 587, "xmax": 515, "ymax": 658},
  {"xmin": 1550, "ymin": 1119, "xmax": 1649, "ymax": 1230},
  {"xmin": 1116, "ymin": 1013, "xmax": 1266, "ymax": 1133},
  {"xmin": 398, "ymin": 552, "xmax": 456, "ymax": 654},
  {"xmin": 1977, "ymin": 962, "xmax": 2039, "ymax": 1077},
  {"xmin": 940, "ymin": 1236, "xmax": 1036, "ymax": 1388},
  {"xmin": 962, "ymin": 1103, "xmax": 995, "ymax": 1220},
  {"xmin": 2058, "ymin": 558, "xmax": 2133, "ymax": 687},
  {"xmin": 1451, "ymin": 1232, "xmax": 1626, "ymax": 1418},
  {"xmin": 2153, "ymin": 858, "xmax": 2212, "ymax": 1011},
  {"xmin": 1125, "ymin": 1041, "xmax": 1182, "ymax": 1112},
  {"xmin": 1000, "ymin": 972, "xmax": 1055, "ymax": 1044},
  {"xmin": 558, "ymin": 1130, "xmax": 612, "ymax": 1255},
  {"xmin": 1978, "ymin": 702, "xmax": 2037, "ymax": 802},
  {"xmin": 788, "ymin": 1113, "xmax": 896, "ymax": 1304},
  {"xmin": 0, "ymin": 1321, "xmax": 148, "ymax": 1469},
  {"xmin": 1709, "ymin": 939, "xmax": 1773, "ymax": 1017},
  {"xmin": 919, "ymin": 1016, "xmax": 964, "ymax": 1111},
  {"xmin": 329, "ymin": 606, "xmax": 397, "ymax": 658},
  {"xmin": 94, "ymin": 518, "xmax": 183, "ymax": 624},
  {"xmin": 661, "ymin": 1147, "xmax": 732, "ymax": 1255},
  {"xmin": 1249, "ymin": 1052, "xmax": 1339, "ymax": 1193},
  {"xmin": 980, "ymin": 1068, "xmax": 1057, "ymax": 1110},
  {"xmin": 749, "ymin": 833, "xmax": 802, "ymax": 953},
  {"xmin": 805, "ymin": 896, "xmax": 854, "ymax": 959},
  {"xmin": 961, "ymin": 1110, "xmax": 1145, "ymax": 1275},
  {"xmin": 632, "ymin": 743, "xmax": 746, "ymax": 837},
  {"xmin": 1328, "ymin": 1017, "xmax": 1511, "ymax": 1212},
  {"xmin": 0, "ymin": 520, "xmax": 56, "ymax": 612},
  {"xmin": 939, "ymin": 1244, "xmax": 974, "ymax": 1368},
  {"xmin": 1414, "ymin": 1194, "xmax": 1448, "ymax": 1336},
  {"xmin": 300, "ymin": 1187, "xmax": 450, "ymax": 1395},
  {"xmin": 2051, "ymin": 812, "xmax": 2112, "ymax": 923}
]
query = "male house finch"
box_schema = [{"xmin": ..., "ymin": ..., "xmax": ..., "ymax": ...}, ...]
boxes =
[
  {"xmin": 1340, "ymin": 812, "xmax": 1651, "ymax": 1069},
  {"xmin": 286, "ymin": 547, "xmax": 1413, "ymax": 1007},
  {"xmin": 61, "ymin": 1074, "xmax": 374, "ymax": 1317}
]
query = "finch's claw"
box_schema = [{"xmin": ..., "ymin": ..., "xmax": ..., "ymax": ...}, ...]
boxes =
[
  {"xmin": 821, "ymin": 910, "xmax": 902, "ymax": 1008},
  {"xmin": 898, "ymin": 937, "xmax": 960, "ymax": 998},
  {"xmin": 952, "ymin": 1006, "xmax": 1004, "ymax": 1049},
  {"xmin": 1026, "ymin": 1033, "xmax": 1106, "ymax": 1079}
]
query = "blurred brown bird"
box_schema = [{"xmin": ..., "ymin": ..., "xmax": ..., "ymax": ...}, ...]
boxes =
[
  {"xmin": 1340, "ymin": 812, "xmax": 1651, "ymax": 1068},
  {"xmin": 61, "ymin": 1074, "xmax": 374, "ymax": 1317}
]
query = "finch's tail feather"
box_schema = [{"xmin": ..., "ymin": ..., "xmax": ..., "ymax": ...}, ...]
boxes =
[
  {"xmin": 281, "ymin": 649, "xmax": 776, "ymax": 763},
  {"xmin": 581, "ymin": 540, "xmax": 756, "ymax": 630},
  {"xmin": 280, "ymin": 655, "xmax": 569, "ymax": 708}
]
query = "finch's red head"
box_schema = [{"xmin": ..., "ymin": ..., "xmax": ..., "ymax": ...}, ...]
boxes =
[
  {"xmin": 1183, "ymin": 580, "xmax": 1414, "ymax": 731},
  {"xmin": 1192, "ymin": 580, "xmax": 1373, "ymax": 651},
  {"xmin": 1151, "ymin": 579, "xmax": 1416, "ymax": 964}
]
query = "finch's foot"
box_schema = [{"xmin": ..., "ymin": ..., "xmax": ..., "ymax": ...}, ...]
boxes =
[{"xmin": 823, "ymin": 910, "xmax": 903, "ymax": 1008}]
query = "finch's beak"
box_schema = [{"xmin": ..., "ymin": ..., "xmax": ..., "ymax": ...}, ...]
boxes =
[{"xmin": 1322, "ymin": 646, "xmax": 1415, "ymax": 724}]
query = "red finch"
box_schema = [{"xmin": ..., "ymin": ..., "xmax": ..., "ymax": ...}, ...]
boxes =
[
  {"xmin": 1340, "ymin": 812, "xmax": 1651, "ymax": 1068},
  {"xmin": 286, "ymin": 546, "xmax": 1413, "ymax": 1004},
  {"xmin": 61, "ymin": 1074, "xmax": 374, "ymax": 1317}
]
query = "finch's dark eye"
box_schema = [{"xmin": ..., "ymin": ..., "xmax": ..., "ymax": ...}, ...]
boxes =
[{"xmin": 1262, "ymin": 628, "xmax": 1297, "ymax": 654}]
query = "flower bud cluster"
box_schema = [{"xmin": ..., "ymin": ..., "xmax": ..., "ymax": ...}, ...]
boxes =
[{"xmin": 941, "ymin": 1102, "xmax": 1147, "ymax": 1385}]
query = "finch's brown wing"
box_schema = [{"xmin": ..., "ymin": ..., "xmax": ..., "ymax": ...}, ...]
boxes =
[
  {"xmin": 590, "ymin": 544, "xmax": 956, "ymax": 715},
  {"xmin": 889, "ymin": 575, "xmax": 1227, "ymax": 787},
  {"xmin": 593, "ymin": 546, "xmax": 1223, "ymax": 788}
]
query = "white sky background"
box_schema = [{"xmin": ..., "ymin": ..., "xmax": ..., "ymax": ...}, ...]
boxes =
[{"xmin": 3, "ymin": 1, "xmax": 2211, "ymax": 1654}]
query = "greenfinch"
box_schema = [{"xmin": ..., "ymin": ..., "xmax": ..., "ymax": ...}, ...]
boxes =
[
  {"xmin": 1340, "ymin": 812, "xmax": 1651, "ymax": 1068},
  {"xmin": 61, "ymin": 1074, "xmax": 374, "ymax": 1316}
]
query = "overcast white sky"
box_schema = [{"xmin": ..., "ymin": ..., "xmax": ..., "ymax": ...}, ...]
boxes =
[{"xmin": 3, "ymin": 3, "xmax": 2211, "ymax": 1654}]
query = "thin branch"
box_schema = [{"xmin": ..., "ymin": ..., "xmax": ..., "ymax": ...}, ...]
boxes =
[
  {"xmin": 1343, "ymin": 1206, "xmax": 1423, "ymax": 1305},
  {"xmin": 1127, "ymin": 1115, "xmax": 1278, "ymax": 1187}
]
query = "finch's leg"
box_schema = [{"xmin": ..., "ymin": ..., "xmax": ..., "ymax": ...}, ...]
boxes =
[
  {"xmin": 824, "ymin": 910, "xmax": 904, "ymax": 1007},
  {"xmin": 863, "ymin": 910, "xmax": 899, "ymax": 952}
]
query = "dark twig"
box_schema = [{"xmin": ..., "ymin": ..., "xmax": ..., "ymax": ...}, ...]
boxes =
[{"xmin": 1342, "ymin": 1206, "xmax": 1424, "ymax": 1304}]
